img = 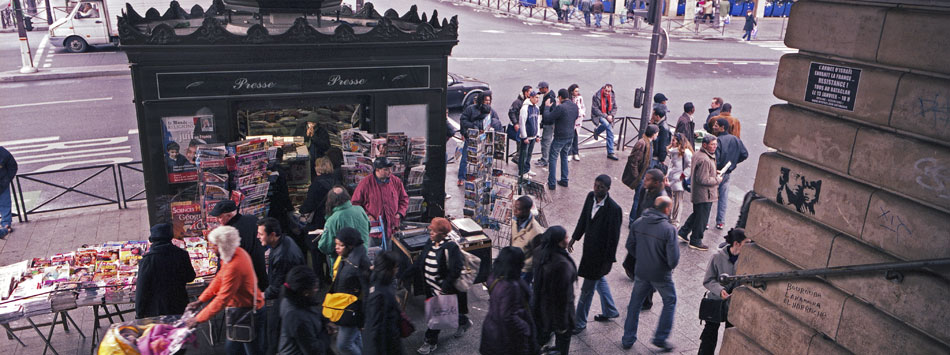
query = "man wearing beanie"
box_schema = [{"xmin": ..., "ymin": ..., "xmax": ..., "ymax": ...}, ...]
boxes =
[
  {"xmin": 458, "ymin": 91, "xmax": 504, "ymax": 186},
  {"xmin": 135, "ymin": 223, "xmax": 196, "ymax": 318}
]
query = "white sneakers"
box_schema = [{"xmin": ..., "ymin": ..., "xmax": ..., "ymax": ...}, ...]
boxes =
[
  {"xmin": 417, "ymin": 343, "xmax": 438, "ymax": 354},
  {"xmin": 572, "ymin": 154, "xmax": 581, "ymax": 161}
]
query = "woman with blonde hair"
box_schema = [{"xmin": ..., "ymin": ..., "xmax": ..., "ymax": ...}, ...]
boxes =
[
  {"xmin": 299, "ymin": 156, "xmax": 340, "ymax": 232},
  {"xmin": 666, "ymin": 133, "xmax": 694, "ymax": 226},
  {"xmin": 185, "ymin": 226, "xmax": 265, "ymax": 355}
]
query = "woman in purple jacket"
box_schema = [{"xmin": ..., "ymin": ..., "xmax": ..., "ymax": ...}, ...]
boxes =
[{"xmin": 480, "ymin": 247, "xmax": 538, "ymax": 355}]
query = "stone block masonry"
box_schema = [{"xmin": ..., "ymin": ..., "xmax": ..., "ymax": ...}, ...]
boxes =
[{"xmin": 727, "ymin": 2, "xmax": 950, "ymax": 351}]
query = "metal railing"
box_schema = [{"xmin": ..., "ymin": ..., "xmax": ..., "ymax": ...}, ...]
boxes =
[
  {"xmin": 11, "ymin": 161, "xmax": 145, "ymax": 223},
  {"xmin": 718, "ymin": 258, "xmax": 950, "ymax": 289}
]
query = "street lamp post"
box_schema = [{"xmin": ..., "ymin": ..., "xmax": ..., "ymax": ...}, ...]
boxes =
[
  {"xmin": 637, "ymin": 0, "xmax": 663, "ymax": 137},
  {"xmin": 12, "ymin": 0, "xmax": 38, "ymax": 74}
]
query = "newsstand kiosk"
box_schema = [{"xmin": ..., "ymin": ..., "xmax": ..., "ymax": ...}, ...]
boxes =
[{"xmin": 119, "ymin": 0, "xmax": 459, "ymax": 227}]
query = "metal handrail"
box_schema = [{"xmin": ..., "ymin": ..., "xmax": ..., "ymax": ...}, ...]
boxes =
[
  {"xmin": 718, "ymin": 258, "xmax": 950, "ymax": 288},
  {"xmin": 117, "ymin": 161, "xmax": 146, "ymax": 208}
]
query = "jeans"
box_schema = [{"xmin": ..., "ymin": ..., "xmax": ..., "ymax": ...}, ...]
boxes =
[
  {"xmin": 570, "ymin": 131, "xmax": 579, "ymax": 155},
  {"xmin": 518, "ymin": 140, "xmax": 536, "ymax": 176},
  {"xmin": 698, "ymin": 320, "xmax": 733, "ymax": 355},
  {"xmin": 575, "ymin": 277, "xmax": 620, "ymax": 329},
  {"xmin": 621, "ymin": 277, "xmax": 677, "ymax": 347},
  {"xmin": 425, "ymin": 292, "xmax": 469, "ymax": 344},
  {"xmin": 457, "ymin": 139, "xmax": 470, "ymax": 181},
  {"xmin": 225, "ymin": 308, "xmax": 265, "ymax": 355},
  {"xmin": 628, "ymin": 182, "xmax": 643, "ymax": 226},
  {"xmin": 592, "ymin": 117, "xmax": 615, "ymax": 155},
  {"xmin": 521, "ymin": 271, "xmax": 533, "ymax": 285},
  {"xmin": 548, "ymin": 137, "xmax": 572, "ymax": 186},
  {"xmin": 716, "ymin": 173, "xmax": 731, "ymax": 225},
  {"xmin": 594, "ymin": 12, "xmax": 602, "ymax": 26},
  {"xmin": 743, "ymin": 29, "xmax": 752, "ymax": 40},
  {"xmin": 539, "ymin": 125, "xmax": 555, "ymax": 164},
  {"xmin": 583, "ymin": 10, "xmax": 591, "ymax": 26},
  {"xmin": 680, "ymin": 202, "xmax": 713, "ymax": 245},
  {"xmin": 337, "ymin": 326, "xmax": 363, "ymax": 355},
  {"xmin": 0, "ymin": 184, "xmax": 11, "ymax": 229}
]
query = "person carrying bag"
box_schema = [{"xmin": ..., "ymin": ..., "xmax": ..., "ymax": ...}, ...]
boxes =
[{"xmin": 323, "ymin": 227, "xmax": 370, "ymax": 355}]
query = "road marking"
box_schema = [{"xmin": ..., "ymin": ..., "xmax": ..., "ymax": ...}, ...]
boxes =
[
  {"xmin": 449, "ymin": 57, "xmax": 777, "ymax": 65},
  {"xmin": 612, "ymin": 59, "xmax": 628, "ymax": 64},
  {"xmin": 35, "ymin": 35, "xmax": 49, "ymax": 61},
  {"xmin": 0, "ymin": 136, "xmax": 60, "ymax": 146},
  {"xmin": 0, "ymin": 97, "xmax": 113, "ymax": 109},
  {"xmin": 128, "ymin": 129, "xmax": 139, "ymax": 135},
  {"xmin": 9, "ymin": 136, "xmax": 129, "ymax": 154},
  {"xmin": 42, "ymin": 63, "xmax": 51, "ymax": 68},
  {"xmin": 583, "ymin": 34, "xmax": 606, "ymax": 38},
  {"xmin": 480, "ymin": 29, "xmax": 505, "ymax": 34},
  {"xmin": 18, "ymin": 147, "xmax": 132, "ymax": 165},
  {"xmin": 16, "ymin": 146, "xmax": 133, "ymax": 163},
  {"xmin": 35, "ymin": 157, "xmax": 135, "ymax": 172},
  {"xmin": 531, "ymin": 32, "xmax": 562, "ymax": 36},
  {"xmin": 734, "ymin": 62, "xmax": 748, "ymax": 65}
]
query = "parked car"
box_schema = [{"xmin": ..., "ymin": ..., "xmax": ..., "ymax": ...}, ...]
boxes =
[{"xmin": 446, "ymin": 72, "xmax": 490, "ymax": 109}]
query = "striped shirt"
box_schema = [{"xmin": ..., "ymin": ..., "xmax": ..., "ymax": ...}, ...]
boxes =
[{"xmin": 424, "ymin": 243, "xmax": 444, "ymax": 294}]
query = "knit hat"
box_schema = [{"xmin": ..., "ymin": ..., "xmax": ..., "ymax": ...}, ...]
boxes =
[{"xmin": 654, "ymin": 93, "xmax": 668, "ymax": 103}]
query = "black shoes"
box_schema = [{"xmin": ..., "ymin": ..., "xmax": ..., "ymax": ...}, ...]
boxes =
[
  {"xmin": 689, "ymin": 243, "xmax": 709, "ymax": 251},
  {"xmin": 571, "ymin": 327, "xmax": 585, "ymax": 335},
  {"xmin": 557, "ymin": 180, "xmax": 569, "ymax": 187},
  {"xmin": 677, "ymin": 234, "xmax": 689, "ymax": 243},
  {"xmin": 641, "ymin": 299, "xmax": 653, "ymax": 311},
  {"xmin": 593, "ymin": 314, "xmax": 618, "ymax": 322},
  {"xmin": 548, "ymin": 184, "xmax": 556, "ymax": 190},
  {"xmin": 607, "ymin": 154, "xmax": 619, "ymax": 161}
]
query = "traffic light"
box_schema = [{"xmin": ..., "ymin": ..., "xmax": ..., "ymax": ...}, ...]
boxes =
[{"xmin": 645, "ymin": 0, "xmax": 658, "ymax": 25}]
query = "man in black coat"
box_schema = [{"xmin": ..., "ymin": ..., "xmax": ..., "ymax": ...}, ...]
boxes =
[
  {"xmin": 135, "ymin": 223, "xmax": 196, "ymax": 319},
  {"xmin": 568, "ymin": 175, "xmax": 622, "ymax": 333},
  {"xmin": 210, "ymin": 200, "xmax": 268, "ymax": 292},
  {"xmin": 0, "ymin": 146, "xmax": 17, "ymax": 238},
  {"xmin": 457, "ymin": 91, "xmax": 504, "ymax": 185},
  {"xmin": 532, "ymin": 226, "xmax": 577, "ymax": 355},
  {"xmin": 257, "ymin": 217, "xmax": 305, "ymax": 355}
]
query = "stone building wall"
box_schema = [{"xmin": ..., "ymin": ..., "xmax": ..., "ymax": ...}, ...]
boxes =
[{"xmin": 720, "ymin": 0, "xmax": 950, "ymax": 353}]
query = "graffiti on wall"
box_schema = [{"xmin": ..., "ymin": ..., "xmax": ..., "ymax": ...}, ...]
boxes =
[
  {"xmin": 876, "ymin": 206, "xmax": 913, "ymax": 244},
  {"xmin": 917, "ymin": 93, "xmax": 949, "ymax": 133},
  {"xmin": 914, "ymin": 157, "xmax": 950, "ymax": 201},
  {"xmin": 777, "ymin": 167, "xmax": 822, "ymax": 214}
]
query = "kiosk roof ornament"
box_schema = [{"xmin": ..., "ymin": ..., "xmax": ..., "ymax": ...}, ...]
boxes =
[{"xmin": 118, "ymin": 0, "xmax": 458, "ymax": 46}]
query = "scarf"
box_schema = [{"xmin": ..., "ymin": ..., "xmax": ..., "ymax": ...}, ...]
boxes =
[{"xmin": 600, "ymin": 89, "xmax": 612, "ymax": 115}]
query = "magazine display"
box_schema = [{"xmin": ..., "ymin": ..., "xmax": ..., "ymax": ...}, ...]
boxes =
[{"xmin": 161, "ymin": 115, "xmax": 215, "ymax": 184}]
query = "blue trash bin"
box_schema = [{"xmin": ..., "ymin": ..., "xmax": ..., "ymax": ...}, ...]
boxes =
[
  {"xmin": 730, "ymin": 0, "xmax": 743, "ymax": 16},
  {"xmin": 783, "ymin": 0, "xmax": 792, "ymax": 16},
  {"xmin": 676, "ymin": 0, "xmax": 684, "ymax": 16}
]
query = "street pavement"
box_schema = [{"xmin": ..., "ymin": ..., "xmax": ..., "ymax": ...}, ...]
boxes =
[{"xmin": 0, "ymin": 0, "xmax": 788, "ymax": 353}]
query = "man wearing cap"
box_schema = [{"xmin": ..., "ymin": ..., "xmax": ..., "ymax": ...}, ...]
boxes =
[
  {"xmin": 210, "ymin": 200, "xmax": 268, "ymax": 291},
  {"xmin": 458, "ymin": 91, "xmax": 504, "ymax": 186},
  {"xmin": 536, "ymin": 82, "xmax": 558, "ymax": 168},
  {"xmin": 135, "ymin": 223, "xmax": 196, "ymax": 319},
  {"xmin": 590, "ymin": 84, "xmax": 619, "ymax": 160},
  {"xmin": 352, "ymin": 157, "xmax": 409, "ymax": 251},
  {"xmin": 653, "ymin": 93, "xmax": 670, "ymax": 119}
]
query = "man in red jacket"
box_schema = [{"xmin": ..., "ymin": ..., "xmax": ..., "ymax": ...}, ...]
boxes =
[{"xmin": 352, "ymin": 157, "xmax": 409, "ymax": 251}]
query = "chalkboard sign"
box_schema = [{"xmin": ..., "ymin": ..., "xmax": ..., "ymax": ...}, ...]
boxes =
[{"xmin": 804, "ymin": 62, "xmax": 861, "ymax": 111}]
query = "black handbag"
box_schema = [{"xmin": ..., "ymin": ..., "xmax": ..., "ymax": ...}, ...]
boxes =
[
  {"xmin": 506, "ymin": 123, "xmax": 519, "ymax": 141},
  {"xmin": 225, "ymin": 275, "xmax": 259, "ymax": 343},
  {"xmin": 698, "ymin": 293, "xmax": 729, "ymax": 323}
]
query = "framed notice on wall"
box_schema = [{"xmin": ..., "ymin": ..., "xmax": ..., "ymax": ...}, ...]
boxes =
[{"xmin": 803, "ymin": 62, "xmax": 861, "ymax": 111}]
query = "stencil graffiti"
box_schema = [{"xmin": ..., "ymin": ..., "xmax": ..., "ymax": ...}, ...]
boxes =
[
  {"xmin": 877, "ymin": 207, "xmax": 912, "ymax": 243},
  {"xmin": 776, "ymin": 167, "xmax": 822, "ymax": 214},
  {"xmin": 917, "ymin": 93, "xmax": 950, "ymax": 132},
  {"xmin": 914, "ymin": 157, "xmax": 950, "ymax": 200}
]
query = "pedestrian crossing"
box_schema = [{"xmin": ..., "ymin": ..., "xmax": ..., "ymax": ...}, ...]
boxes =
[
  {"xmin": 746, "ymin": 40, "xmax": 798, "ymax": 54},
  {"xmin": 1, "ymin": 135, "xmax": 135, "ymax": 173}
]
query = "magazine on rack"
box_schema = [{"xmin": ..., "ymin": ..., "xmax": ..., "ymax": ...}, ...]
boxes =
[{"xmin": 161, "ymin": 115, "xmax": 215, "ymax": 184}]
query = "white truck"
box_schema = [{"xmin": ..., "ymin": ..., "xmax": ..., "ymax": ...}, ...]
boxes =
[{"xmin": 48, "ymin": 0, "xmax": 205, "ymax": 52}]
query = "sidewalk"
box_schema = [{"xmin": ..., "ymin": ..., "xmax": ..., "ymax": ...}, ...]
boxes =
[
  {"xmin": 0, "ymin": 63, "xmax": 129, "ymax": 82},
  {"xmin": 454, "ymin": 0, "xmax": 789, "ymax": 41}
]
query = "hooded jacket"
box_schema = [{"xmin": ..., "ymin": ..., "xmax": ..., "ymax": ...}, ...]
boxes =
[
  {"xmin": 627, "ymin": 208, "xmax": 680, "ymax": 282},
  {"xmin": 518, "ymin": 98, "xmax": 541, "ymax": 139},
  {"xmin": 691, "ymin": 148, "xmax": 722, "ymax": 204},
  {"xmin": 509, "ymin": 94, "xmax": 527, "ymax": 125},
  {"xmin": 135, "ymin": 225, "xmax": 196, "ymax": 319},
  {"xmin": 318, "ymin": 201, "xmax": 370, "ymax": 266},
  {"xmin": 363, "ymin": 275, "xmax": 405, "ymax": 355},
  {"xmin": 278, "ymin": 297, "xmax": 332, "ymax": 355},
  {"xmin": 703, "ymin": 246, "xmax": 737, "ymax": 301},
  {"xmin": 460, "ymin": 102, "xmax": 504, "ymax": 133},
  {"xmin": 352, "ymin": 174, "xmax": 408, "ymax": 237},
  {"xmin": 480, "ymin": 275, "xmax": 538, "ymax": 355}
]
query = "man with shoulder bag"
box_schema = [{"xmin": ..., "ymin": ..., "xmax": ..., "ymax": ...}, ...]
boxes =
[{"xmin": 698, "ymin": 228, "xmax": 751, "ymax": 354}]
